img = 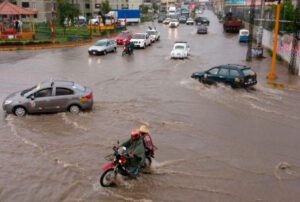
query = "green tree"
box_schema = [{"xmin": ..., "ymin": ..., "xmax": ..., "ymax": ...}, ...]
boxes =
[
  {"xmin": 139, "ymin": 5, "xmax": 149, "ymax": 14},
  {"xmin": 99, "ymin": 0, "xmax": 111, "ymax": 15},
  {"xmin": 57, "ymin": 0, "xmax": 80, "ymax": 34},
  {"xmin": 280, "ymin": 0, "xmax": 296, "ymax": 32}
]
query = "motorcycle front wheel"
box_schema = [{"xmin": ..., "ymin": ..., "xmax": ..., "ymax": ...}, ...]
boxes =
[{"xmin": 100, "ymin": 168, "xmax": 117, "ymax": 187}]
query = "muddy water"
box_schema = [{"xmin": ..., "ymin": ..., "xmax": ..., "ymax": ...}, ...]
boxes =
[{"xmin": 1, "ymin": 10, "xmax": 300, "ymax": 202}]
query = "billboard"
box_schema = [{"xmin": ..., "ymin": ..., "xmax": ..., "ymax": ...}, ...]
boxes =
[{"xmin": 225, "ymin": 0, "xmax": 246, "ymax": 6}]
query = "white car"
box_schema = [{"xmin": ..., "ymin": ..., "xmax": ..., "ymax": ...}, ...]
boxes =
[
  {"xmin": 169, "ymin": 19, "xmax": 179, "ymax": 28},
  {"xmin": 146, "ymin": 29, "xmax": 160, "ymax": 43},
  {"xmin": 163, "ymin": 18, "xmax": 171, "ymax": 24},
  {"xmin": 130, "ymin": 33, "xmax": 151, "ymax": 49},
  {"xmin": 186, "ymin": 18, "xmax": 194, "ymax": 25},
  {"xmin": 171, "ymin": 41, "xmax": 190, "ymax": 59}
]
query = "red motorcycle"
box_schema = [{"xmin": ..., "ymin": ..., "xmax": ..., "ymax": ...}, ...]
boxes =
[{"xmin": 100, "ymin": 145, "xmax": 152, "ymax": 187}]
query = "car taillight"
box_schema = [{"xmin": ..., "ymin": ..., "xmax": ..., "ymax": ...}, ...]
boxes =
[{"xmin": 86, "ymin": 93, "xmax": 92, "ymax": 99}]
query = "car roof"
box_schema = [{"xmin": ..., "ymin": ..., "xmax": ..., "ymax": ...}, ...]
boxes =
[
  {"xmin": 40, "ymin": 80, "xmax": 74, "ymax": 88},
  {"xmin": 224, "ymin": 64, "xmax": 250, "ymax": 70}
]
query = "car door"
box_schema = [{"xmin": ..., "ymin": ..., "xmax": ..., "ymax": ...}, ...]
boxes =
[
  {"xmin": 27, "ymin": 88, "xmax": 54, "ymax": 113},
  {"xmin": 53, "ymin": 87, "xmax": 76, "ymax": 111},
  {"xmin": 217, "ymin": 67, "xmax": 229, "ymax": 83},
  {"xmin": 204, "ymin": 67, "xmax": 219, "ymax": 83},
  {"xmin": 229, "ymin": 68, "xmax": 242, "ymax": 86}
]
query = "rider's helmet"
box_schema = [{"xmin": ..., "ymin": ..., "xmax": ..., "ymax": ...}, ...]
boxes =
[
  {"xmin": 131, "ymin": 130, "xmax": 141, "ymax": 141},
  {"xmin": 139, "ymin": 125, "xmax": 149, "ymax": 134}
]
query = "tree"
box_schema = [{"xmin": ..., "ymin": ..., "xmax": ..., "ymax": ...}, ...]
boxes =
[
  {"xmin": 57, "ymin": 0, "xmax": 80, "ymax": 33},
  {"xmin": 99, "ymin": 0, "xmax": 111, "ymax": 15},
  {"xmin": 139, "ymin": 5, "xmax": 149, "ymax": 14}
]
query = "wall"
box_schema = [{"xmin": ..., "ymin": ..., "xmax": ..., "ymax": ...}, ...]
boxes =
[{"xmin": 246, "ymin": 22, "xmax": 300, "ymax": 75}]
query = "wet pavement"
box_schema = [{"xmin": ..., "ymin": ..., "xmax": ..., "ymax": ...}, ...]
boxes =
[{"xmin": 1, "ymin": 10, "xmax": 300, "ymax": 202}]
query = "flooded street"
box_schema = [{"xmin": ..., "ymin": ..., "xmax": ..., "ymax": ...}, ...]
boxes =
[{"xmin": 1, "ymin": 10, "xmax": 300, "ymax": 202}]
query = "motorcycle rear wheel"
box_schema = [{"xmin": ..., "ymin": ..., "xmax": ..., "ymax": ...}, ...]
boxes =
[
  {"xmin": 100, "ymin": 168, "xmax": 116, "ymax": 187},
  {"xmin": 144, "ymin": 157, "xmax": 152, "ymax": 168}
]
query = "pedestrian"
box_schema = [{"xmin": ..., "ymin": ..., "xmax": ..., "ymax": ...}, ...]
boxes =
[{"xmin": 15, "ymin": 20, "xmax": 19, "ymax": 32}]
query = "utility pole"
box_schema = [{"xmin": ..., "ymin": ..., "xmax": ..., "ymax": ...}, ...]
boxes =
[
  {"xmin": 257, "ymin": 0, "xmax": 265, "ymax": 50},
  {"xmin": 267, "ymin": 0, "xmax": 281, "ymax": 80},
  {"xmin": 246, "ymin": 0, "xmax": 256, "ymax": 61}
]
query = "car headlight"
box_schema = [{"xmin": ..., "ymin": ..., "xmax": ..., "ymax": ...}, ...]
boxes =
[{"xmin": 4, "ymin": 100, "xmax": 12, "ymax": 105}]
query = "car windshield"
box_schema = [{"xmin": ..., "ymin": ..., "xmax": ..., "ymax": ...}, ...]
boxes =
[
  {"xmin": 118, "ymin": 33, "xmax": 128, "ymax": 37},
  {"xmin": 175, "ymin": 45, "xmax": 185, "ymax": 50},
  {"xmin": 170, "ymin": 19, "xmax": 177, "ymax": 22},
  {"xmin": 21, "ymin": 85, "xmax": 37, "ymax": 96},
  {"xmin": 133, "ymin": 35, "xmax": 145, "ymax": 39},
  {"xmin": 241, "ymin": 31, "xmax": 249, "ymax": 35},
  {"xmin": 147, "ymin": 31, "xmax": 156, "ymax": 35},
  {"xmin": 243, "ymin": 69, "xmax": 255, "ymax": 76},
  {"xmin": 95, "ymin": 41, "xmax": 107, "ymax": 46},
  {"xmin": 72, "ymin": 83, "xmax": 86, "ymax": 91}
]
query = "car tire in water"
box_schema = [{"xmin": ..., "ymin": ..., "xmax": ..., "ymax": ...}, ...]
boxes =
[
  {"xmin": 14, "ymin": 106, "xmax": 27, "ymax": 117},
  {"xmin": 100, "ymin": 168, "xmax": 116, "ymax": 187},
  {"xmin": 69, "ymin": 105, "xmax": 81, "ymax": 114}
]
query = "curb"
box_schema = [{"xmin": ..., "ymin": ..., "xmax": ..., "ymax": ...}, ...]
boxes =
[
  {"xmin": 0, "ymin": 33, "xmax": 120, "ymax": 51},
  {"xmin": 0, "ymin": 41, "xmax": 94, "ymax": 51},
  {"xmin": 266, "ymin": 82, "xmax": 300, "ymax": 91}
]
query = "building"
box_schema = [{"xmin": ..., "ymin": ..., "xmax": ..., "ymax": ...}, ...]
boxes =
[{"xmin": 7, "ymin": 0, "xmax": 144, "ymax": 22}]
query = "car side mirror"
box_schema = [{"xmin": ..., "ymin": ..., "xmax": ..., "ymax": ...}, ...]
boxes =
[{"xmin": 30, "ymin": 95, "xmax": 35, "ymax": 100}]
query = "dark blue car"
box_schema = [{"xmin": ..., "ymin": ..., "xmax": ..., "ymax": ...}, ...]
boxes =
[{"xmin": 191, "ymin": 64, "xmax": 257, "ymax": 87}]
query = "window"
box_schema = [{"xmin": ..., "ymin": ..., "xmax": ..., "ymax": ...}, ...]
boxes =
[
  {"xmin": 242, "ymin": 69, "xmax": 255, "ymax": 76},
  {"xmin": 85, "ymin": 4, "xmax": 90, "ymax": 9},
  {"xmin": 230, "ymin": 69, "xmax": 240, "ymax": 77},
  {"xmin": 34, "ymin": 14, "xmax": 37, "ymax": 18},
  {"xmin": 34, "ymin": 88, "xmax": 52, "ymax": 98},
  {"xmin": 55, "ymin": 88, "xmax": 73, "ymax": 96},
  {"xmin": 95, "ymin": 4, "xmax": 100, "ymax": 8},
  {"xmin": 32, "ymin": 2, "xmax": 36, "ymax": 9},
  {"xmin": 208, "ymin": 68, "xmax": 219, "ymax": 75},
  {"xmin": 22, "ymin": 2, "xmax": 29, "ymax": 8},
  {"xmin": 219, "ymin": 68, "xmax": 229, "ymax": 76}
]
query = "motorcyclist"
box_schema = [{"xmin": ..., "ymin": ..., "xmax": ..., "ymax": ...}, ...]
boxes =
[
  {"xmin": 138, "ymin": 125, "xmax": 155, "ymax": 157},
  {"xmin": 124, "ymin": 41, "xmax": 133, "ymax": 55},
  {"xmin": 121, "ymin": 130, "xmax": 145, "ymax": 174}
]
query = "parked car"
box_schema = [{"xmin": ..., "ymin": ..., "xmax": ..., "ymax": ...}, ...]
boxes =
[
  {"xmin": 186, "ymin": 18, "xmax": 194, "ymax": 25},
  {"xmin": 195, "ymin": 16, "xmax": 209, "ymax": 25},
  {"xmin": 179, "ymin": 16, "xmax": 187, "ymax": 23},
  {"xmin": 171, "ymin": 41, "xmax": 190, "ymax": 59},
  {"xmin": 197, "ymin": 25, "xmax": 208, "ymax": 34},
  {"xmin": 130, "ymin": 33, "xmax": 151, "ymax": 48},
  {"xmin": 163, "ymin": 18, "xmax": 171, "ymax": 24},
  {"xmin": 147, "ymin": 28, "xmax": 160, "ymax": 42},
  {"xmin": 2, "ymin": 81, "xmax": 93, "ymax": 117},
  {"xmin": 115, "ymin": 31, "xmax": 133, "ymax": 45},
  {"xmin": 239, "ymin": 29, "xmax": 249, "ymax": 42},
  {"xmin": 88, "ymin": 39, "xmax": 117, "ymax": 55},
  {"xmin": 169, "ymin": 19, "xmax": 179, "ymax": 28},
  {"xmin": 191, "ymin": 64, "xmax": 257, "ymax": 87}
]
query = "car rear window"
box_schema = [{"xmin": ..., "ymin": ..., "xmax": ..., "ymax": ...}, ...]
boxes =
[
  {"xmin": 243, "ymin": 69, "xmax": 255, "ymax": 76},
  {"xmin": 72, "ymin": 83, "xmax": 85, "ymax": 92},
  {"xmin": 56, "ymin": 88, "xmax": 74, "ymax": 96},
  {"xmin": 175, "ymin": 45, "xmax": 184, "ymax": 49}
]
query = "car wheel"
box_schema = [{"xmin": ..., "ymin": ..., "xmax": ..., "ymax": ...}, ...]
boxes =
[
  {"xmin": 14, "ymin": 106, "xmax": 26, "ymax": 117},
  {"xmin": 142, "ymin": 44, "xmax": 145, "ymax": 49},
  {"xmin": 69, "ymin": 105, "xmax": 81, "ymax": 114},
  {"xmin": 103, "ymin": 50, "xmax": 107, "ymax": 55}
]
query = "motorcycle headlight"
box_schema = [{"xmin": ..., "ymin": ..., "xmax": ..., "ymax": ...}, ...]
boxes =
[{"xmin": 4, "ymin": 100, "xmax": 12, "ymax": 105}]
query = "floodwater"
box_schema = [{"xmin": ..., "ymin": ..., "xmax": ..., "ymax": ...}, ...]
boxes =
[{"xmin": 1, "ymin": 10, "xmax": 300, "ymax": 202}]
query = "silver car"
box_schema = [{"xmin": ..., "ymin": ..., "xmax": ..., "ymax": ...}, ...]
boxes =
[
  {"xmin": 88, "ymin": 39, "xmax": 117, "ymax": 55},
  {"xmin": 2, "ymin": 81, "xmax": 93, "ymax": 116}
]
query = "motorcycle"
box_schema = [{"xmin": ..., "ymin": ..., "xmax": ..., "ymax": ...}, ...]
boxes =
[
  {"xmin": 100, "ymin": 145, "xmax": 153, "ymax": 187},
  {"xmin": 122, "ymin": 46, "xmax": 133, "ymax": 56}
]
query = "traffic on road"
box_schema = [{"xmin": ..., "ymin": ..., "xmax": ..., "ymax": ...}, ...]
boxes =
[{"xmin": 1, "ymin": 7, "xmax": 300, "ymax": 202}]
